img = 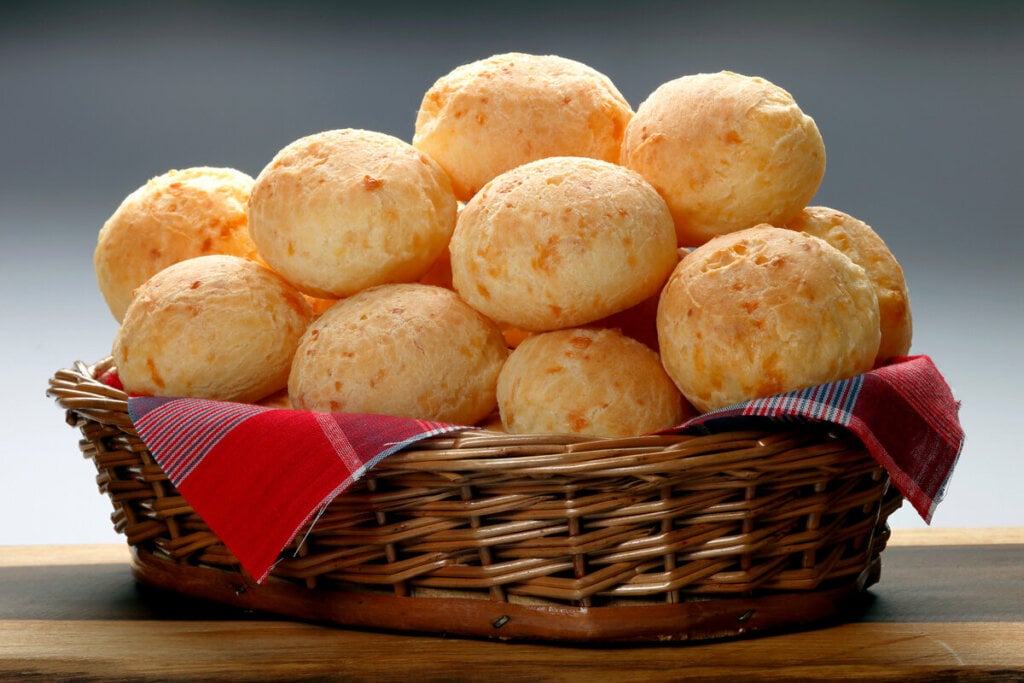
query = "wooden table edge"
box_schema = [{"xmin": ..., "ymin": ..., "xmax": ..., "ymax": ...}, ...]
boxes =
[{"xmin": 887, "ymin": 526, "xmax": 1024, "ymax": 546}]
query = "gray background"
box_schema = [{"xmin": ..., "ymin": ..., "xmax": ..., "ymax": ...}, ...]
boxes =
[{"xmin": 3, "ymin": 1, "xmax": 1021, "ymax": 545}]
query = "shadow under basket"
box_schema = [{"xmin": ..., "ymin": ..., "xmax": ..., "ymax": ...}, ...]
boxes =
[{"xmin": 49, "ymin": 359, "xmax": 903, "ymax": 643}]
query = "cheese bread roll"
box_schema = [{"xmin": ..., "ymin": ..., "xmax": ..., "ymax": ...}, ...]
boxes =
[
  {"xmin": 249, "ymin": 128, "xmax": 457, "ymax": 299},
  {"xmin": 497, "ymin": 327, "xmax": 694, "ymax": 437},
  {"xmin": 288, "ymin": 283, "xmax": 508, "ymax": 425},
  {"xmin": 113, "ymin": 255, "xmax": 313, "ymax": 403},
  {"xmin": 95, "ymin": 167, "xmax": 258, "ymax": 322},
  {"xmin": 450, "ymin": 156, "xmax": 677, "ymax": 332},
  {"xmin": 414, "ymin": 52, "xmax": 633, "ymax": 201},
  {"xmin": 657, "ymin": 226, "xmax": 880, "ymax": 412},
  {"xmin": 785, "ymin": 206, "xmax": 912, "ymax": 363},
  {"xmin": 621, "ymin": 71, "xmax": 825, "ymax": 247}
]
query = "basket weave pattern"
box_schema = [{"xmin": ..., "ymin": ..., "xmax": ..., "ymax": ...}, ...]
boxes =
[{"xmin": 51, "ymin": 358, "xmax": 901, "ymax": 613}]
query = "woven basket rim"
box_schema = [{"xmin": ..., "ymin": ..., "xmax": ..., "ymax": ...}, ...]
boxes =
[{"xmin": 49, "ymin": 357, "xmax": 863, "ymax": 461}]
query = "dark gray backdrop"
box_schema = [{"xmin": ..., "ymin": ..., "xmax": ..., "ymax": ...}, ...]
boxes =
[{"xmin": 3, "ymin": 1, "xmax": 1021, "ymax": 543}]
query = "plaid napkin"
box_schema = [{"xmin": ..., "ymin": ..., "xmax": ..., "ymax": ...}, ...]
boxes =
[
  {"xmin": 126, "ymin": 354, "xmax": 962, "ymax": 583},
  {"xmin": 681, "ymin": 355, "xmax": 963, "ymax": 523},
  {"xmin": 126, "ymin": 399, "xmax": 462, "ymax": 582}
]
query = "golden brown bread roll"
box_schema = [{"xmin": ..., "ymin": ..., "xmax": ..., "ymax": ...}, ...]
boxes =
[
  {"xmin": 113, "ymin": 255, "xmax": 313, "ymax": 403},
  {"xmin": 248, "ymin": 128, "xmax": 458, "ymax": 299},
  {"xmin": 413, "ymin": 52, "xmax": 634, "ymax": 201},
  {"xmin": 656, "ymin": 225, "xmax": 880, "ymax": 412},
  {"xmin": 620, "ymin": 71, "xmax": 826, "ymax": 247},
  {"xmin": 94, "ymin": 166, "xmax": 259, "ymax": 322},
  {"xmin": 288, "ymin": 283, "xmax": 508, "ymax": 425},
  {"xmin": 784, "ymin": 206, "xmax": 912, "ymax": 363},
  {"xmin": 497, "ymin": 327, "xmax": 695, "ymax": 437},
  {"xmin": 450, "ymin": 156, "xmax": 678, "ymax": 332}
]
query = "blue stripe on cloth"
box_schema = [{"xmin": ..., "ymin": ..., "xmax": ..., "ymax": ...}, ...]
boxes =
[
  {"xmin": 130, "ymin": 398, "xmax": 271, "ymax": 485},
  {"xmin": 339, "ymin": 419, "xmax": 465, "ymax": 484},
  {"xmin": 689, "ymin": 374, "xmax": 864, "ymax": 428}
]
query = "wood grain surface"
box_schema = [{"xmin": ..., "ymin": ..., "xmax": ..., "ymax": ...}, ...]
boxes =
[{"xmin": 1, "ymin": 528, "xmax": 1022, "ymax": 681}]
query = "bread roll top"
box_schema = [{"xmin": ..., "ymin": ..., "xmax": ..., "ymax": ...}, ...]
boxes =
[
  {"xmin": 248, "ymin": 128, "xmax": 458, "ymax": 299},
  {"xmin": 450, "ymin": 156, "xmax": 678, "ymax": 332},
  {"xmin": 113, "ymin": 254, "xmax": 313, "ymax": 403},
  {"xmin": 95, "ymin": 166, "xmax": 258, "ymax": 322},
  {"xmin": 621, "ymin": 71, "xmax": 826, "ymax": 247},
  {"xmin": 657, "ymin": 225, "xmax": 880, "ymax": 412},
  {"xmin": 414, "ymin": 52, "xmax": 633, "ymax": 201}
]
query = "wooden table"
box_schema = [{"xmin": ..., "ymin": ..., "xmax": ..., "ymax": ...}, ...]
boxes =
[{"xmin": 1, "ymin": 528, "xmax": 1021, "ymax": 681}]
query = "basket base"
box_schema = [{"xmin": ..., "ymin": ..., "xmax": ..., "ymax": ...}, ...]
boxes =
[{"xmin": 129, "ymin": 547, "xmax": 879, "ymax": 643}]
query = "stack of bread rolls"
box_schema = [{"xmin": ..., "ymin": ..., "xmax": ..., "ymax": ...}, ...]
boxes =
[{"xmin": 98, "ymin": 52, "xmax": 912, "ymax": 437}]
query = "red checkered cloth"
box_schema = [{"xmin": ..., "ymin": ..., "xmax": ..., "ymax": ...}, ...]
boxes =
[{"xmin": 126, "ymin": 354, "xmax": 962, "ymax": 583}]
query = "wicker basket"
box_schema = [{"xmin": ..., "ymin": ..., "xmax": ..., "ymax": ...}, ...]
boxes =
[{"xmin": 49, "ymin": 358, "xmax": 902, "ymax": 642}]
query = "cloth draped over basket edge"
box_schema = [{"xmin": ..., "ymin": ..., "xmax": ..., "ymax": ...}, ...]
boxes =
[{"xmin": 123, "ymin": 354, "xmax": 963, "ymax": 583}]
